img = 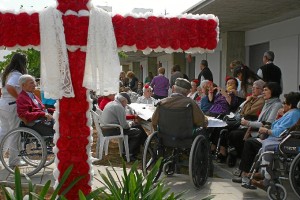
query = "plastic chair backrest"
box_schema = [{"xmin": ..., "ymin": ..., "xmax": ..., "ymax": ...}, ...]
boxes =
[{"xmin": 91, "ymin": 110, "xmax": 104, "ymax": 137}]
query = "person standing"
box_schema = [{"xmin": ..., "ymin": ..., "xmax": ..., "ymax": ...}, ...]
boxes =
[
  {"xmin": 197, "ymin": 60, "xmax": 213, "ymax": 84},
  {"xmin": 170, "ymin": 64, "xmax": 184, "ymax": 88},
  {"xmin": 0, "ymin": 53, "xmax": 28, "ymax": 166},
  {"xmin": 257, "ymin": 51, "xmax": 282, "ymax": 89},
  {"xmin": 150, "ymin": 67, "xmax": 169, "ymax": 99}
]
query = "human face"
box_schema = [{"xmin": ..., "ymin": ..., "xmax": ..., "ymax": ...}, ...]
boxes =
[
  {"xmin": 282, "ymin": 99, "xmax": 292, "ymax": 113},
  {"xmin": 191, "ymin": 82, "xmax": 197, "ymax": 92},
  {"xmin": 262, "ymin": 87, "xmax": 272, "ymax": 100},
  {"xmin": 226, "ymin": 79, "xmax": 237, "ymax": 90},
  {"xmin": 200, "ymin": 64, "xmax": 205, "ymax": 70},
  {"xmin": 251, "ymin": 85, "xmax": 262, "ymax": 97},
  {"xmin": 263, "ymin": 56, "xmax": 268, "ymax": 64},
  {"xmin": 23, "ymin": 78, "xmax": 36, "ymax": 93},
  {"xmin": 143, "ymin": 88, "xmax": 152, "ymax": 98}
]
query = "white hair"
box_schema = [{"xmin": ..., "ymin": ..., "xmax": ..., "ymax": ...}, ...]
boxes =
[{"xmin": 19, "ymin": 74, "xmax": 35, "ymax": 86}]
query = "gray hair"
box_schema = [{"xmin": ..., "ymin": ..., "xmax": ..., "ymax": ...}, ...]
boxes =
[
  {"xmin": 200, "ymin": 80, "xmax": 211, "ymax": 88},
  {"xmin": 115, "ymin": 94, "xmax": 127, "ymax": 103},
  {"xmin": 19, "ymin": 74, "xmax": 35, "ymax": 86},
  {"xmin": 264, "ymin": 51, "xmax": 275, "ymax": 61},
  {"xmin": 173, "ymin": 85, "xmax": 189, "ymax": 96}
]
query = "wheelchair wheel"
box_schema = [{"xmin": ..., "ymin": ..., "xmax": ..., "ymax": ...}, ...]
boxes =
[
  {"xmin": 189, "ymin": 135, "xmax": 209, "ymax": 188},
  {"xmin": 163, "ymin": 161, "xmax": 175, "ymax": 176},
  {"xmin": 289, "ymin": 153, "xmax": 300, "ymax": 198},
  {"xmin": 44, "ymin": 136, "xmax": 55, "ymax": 167},
  {"xmin": 267, "ymin": 183, "xmax": 287, "ymax": 200},
  {"xmin": 0, "ymin": 127, "xmax": 47, "ymax": 176},
  {"xmin": 142, "ymin": 132, "xmax": 164, "ymax": 181}
]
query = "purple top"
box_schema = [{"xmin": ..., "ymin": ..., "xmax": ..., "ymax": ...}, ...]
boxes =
[
  {"xmin": 150, "ymin": 75, "xmax": 169, "ymax": 97},
  {"xmin": 208, "ymin": 93, "xmax": 239, "ymax": 115}
]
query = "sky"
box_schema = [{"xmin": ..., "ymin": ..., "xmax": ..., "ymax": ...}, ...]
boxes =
[{"xmin": 0, "ymin": 0, "xmax": 202, "ymax": 15}]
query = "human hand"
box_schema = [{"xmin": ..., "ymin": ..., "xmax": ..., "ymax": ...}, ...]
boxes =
[
  {"xmin": 259, "ymin": 127, "xmax": 268, "ymax": 134},
  {"xmin": 241, "ymin": 118, "xmax": 249, "ymax": 126},
  {"xmin": 45, "ymin": 113, "xmax": 53, "ymax": 121}
]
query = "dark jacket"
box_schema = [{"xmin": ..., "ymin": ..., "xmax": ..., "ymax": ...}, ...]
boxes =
[
  {"xmin": 197, "ymin": 67, "xmax": 213, "ymax": 84},
  {"xmin": 259, "ymin": 63, "xmax": 281, "ymax": 86}
]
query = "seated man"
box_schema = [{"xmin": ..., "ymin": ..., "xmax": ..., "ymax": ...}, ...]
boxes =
[
  {"xmin": 152, "ymin": 78, "xmax": 208, "ymax": 132},
  {"xmin": 17, "ymin": 74, "xmax": 55, "ymax": 136},
  {"xmin": 102, "ymin": 92, "xmax": 147, "ymax": 161}
]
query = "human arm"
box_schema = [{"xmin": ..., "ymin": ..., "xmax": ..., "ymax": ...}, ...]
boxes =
[
  {"xmin": 260, "ymin": 111, "xmax": 300, "ymax": 137},
  {"xmin": 6, "ymin": 84, "xmax": 18, "ymax": 99},
  {"xmin": 17, "ymin": 94, "xmax": 47, "ymax": 123}
]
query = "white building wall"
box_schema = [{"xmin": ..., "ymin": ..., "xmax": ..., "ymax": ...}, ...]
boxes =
[{"xmin": 245, "ymin": 16, "xmax": 300, "ymax": 95}]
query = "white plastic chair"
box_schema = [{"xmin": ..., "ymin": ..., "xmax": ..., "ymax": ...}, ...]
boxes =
[{"xmin": 91, "ymin": 110, "xmax": 130, "ymax": 162}]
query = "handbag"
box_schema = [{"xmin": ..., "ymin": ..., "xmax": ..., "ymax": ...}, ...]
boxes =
[{"xmin": 223, "ymin": 113, "xmax": 241, "ymax": 129}]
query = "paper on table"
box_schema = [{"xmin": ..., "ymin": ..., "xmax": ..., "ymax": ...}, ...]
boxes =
[
  {"xmin": 129, "ymin": 103, "xmax": 154, "ymax": 121},
  {"xmin": 207, "ymin": 116, "xmax": 227, "ymax": 127}
]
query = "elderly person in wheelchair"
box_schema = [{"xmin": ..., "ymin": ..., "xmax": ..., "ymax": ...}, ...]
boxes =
[
  {"xmin": 235, "ymin": 91, "xmax": 300, "ymax": 191},
  {"xmin": 16, "ymin": 74, "xmax": 55, "ymax": 136},
  {"xmin": 144, "ymin": 78, "xmax": 209, "ymax": 188}
]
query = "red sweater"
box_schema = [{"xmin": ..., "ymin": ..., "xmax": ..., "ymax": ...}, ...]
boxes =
[
  {"xmin": 17, "ymin": 90, "xmax": 49, "ymax": 124},
  {"xmin": 99, "ymin": 97, "xmax": 112, "ymax": 110}
]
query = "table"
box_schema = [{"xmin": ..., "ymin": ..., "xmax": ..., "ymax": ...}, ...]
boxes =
[
  {"xmin": 128, "ymin": 103, "xmax": 155, "ymax": 134},
  {"xmin": 129, "ymin": 103, "xmax": 228, "ymax": 130}
]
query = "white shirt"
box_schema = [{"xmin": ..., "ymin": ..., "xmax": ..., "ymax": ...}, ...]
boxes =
[{"xmin": 1, "ymin": 71, "xmax": 22, "ymax": 101}]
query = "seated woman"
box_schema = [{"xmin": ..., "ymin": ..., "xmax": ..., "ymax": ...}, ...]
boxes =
[
  {"xmin": 198, "ymin": 80, "xmax": 214, "ymax": 113},
  {"xmin": 98, "ymin": 91, "xmax": 116, "ymax": 110},
  {"xmin": 16, "ymin": 74, "xmax": 55, "ymax": 136},
  {"xmin": 136, "ymin": 84, "xmax": 155, "ymax": 104},
  {"xmin": 206, "ymin": 77, "xmax": 240, "ymax": 117},
  {"xmin": 187, "ymin": 80, "xmax": 198, "ymax": 100},
  {"xmin": 206, "ymin": 77, "xmax": 240, "ymax": 162},
  {"xmin": 251, "ymin": 92, "xmax": 300, "ymax": 190},
  {"xmin": 232, "ymin": 82, "xmax": 282, "ymax": 181},
  {"xmin": 226, "ymin": 80, "xmax": 266, "ymax": 165},
  {"xmin": 234, "ymin": 91, "xmax": 300, "ymax": 188}
]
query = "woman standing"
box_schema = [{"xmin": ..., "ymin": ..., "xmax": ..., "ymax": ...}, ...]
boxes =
[
  {"xmin": 0, "ymin": 53, "xmax": 27, "ymax": 166},
  {"xmin": 150, "ymin": 67, "xmax": 169, "ymax": 100}
]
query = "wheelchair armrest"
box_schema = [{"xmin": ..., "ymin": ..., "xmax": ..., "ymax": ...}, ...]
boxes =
[{"xmin": 289, "ymin": 131, "xmax": 300, "ymax": 137}]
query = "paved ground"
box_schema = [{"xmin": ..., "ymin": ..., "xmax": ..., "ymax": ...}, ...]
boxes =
[{"xmin": 0, "ymin": 159, "xmax": 299, "ymax": 199}]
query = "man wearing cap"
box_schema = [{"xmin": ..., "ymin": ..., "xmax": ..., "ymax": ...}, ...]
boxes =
[
  {"xmin": 197, "ymin": 60, "xmax": 213, "ymax": 85},
  {"xmin": 152, "ymin": 78, "xmax": 208, "ymax": 132},
  {"xmin": 257, "ymin": 51, "xmax": 282, "ymax": 89},
  {"xmin": 102, "ymin": 92, "xmax": 147, "ymax": 161}
]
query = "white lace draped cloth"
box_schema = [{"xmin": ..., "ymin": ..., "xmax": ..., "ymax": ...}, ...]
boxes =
[
  {"xmin": 83, "ymin": 7, "xmax": 121, "ymax": 95},
  {"xmin": 39, "ymin": 7, "xmax": 74, "ymax": 99}
]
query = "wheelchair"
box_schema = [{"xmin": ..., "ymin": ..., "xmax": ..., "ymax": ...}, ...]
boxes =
[
  {"xmin": 142, "ymin": 104, "xmax": 210, "ymax": 188},
  {"xmin": 0, "ymin": 122, "xmax": 54, "ymax": 176},
  {"xmin": 245, "ymin": 131, "xmax": 300, "ymax": 200}
]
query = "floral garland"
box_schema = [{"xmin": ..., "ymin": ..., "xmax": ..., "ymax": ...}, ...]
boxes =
[{"xmin": 0, "ymin": 11, "xmax": 219, "ymax": 54}]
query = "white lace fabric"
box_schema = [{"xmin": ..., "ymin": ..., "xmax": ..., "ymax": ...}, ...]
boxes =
[
  {"xmin": 83, "ymin": 7, "xmax": 121, "ymax": 95},
  {"xmin": 39, "ymin": 7, "xmax": 74, "ymax": 99}
]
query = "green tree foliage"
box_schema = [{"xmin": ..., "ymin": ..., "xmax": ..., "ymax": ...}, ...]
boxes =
[{"xmin": 0, "ymin": 48, "xmax": 40, "ymax": 78}]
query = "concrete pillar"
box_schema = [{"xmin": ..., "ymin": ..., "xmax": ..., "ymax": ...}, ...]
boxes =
[
  {"xmin": 221, "ymin": 31, "xmax": 245, "ymax": 84},
  {"xmin": 147, "ymin": 57, "xmax": 157, "ymax": 77}
]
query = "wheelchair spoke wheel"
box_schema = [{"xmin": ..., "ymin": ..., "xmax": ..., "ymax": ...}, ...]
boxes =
[
  {"xmin": 0, "ymin": 128, "xmax": 47, "ymax": 176},
  {"xmin": 289, "ymin": 153, "xmax": 300, "ymax": 198},
  {"xmin": 189, "ymin": 135, "xmax": 209, "ymax": 188},
  {"xmin": 44, "ymin": 136, "xmax": 55, "ymax": 166},
  {"xmin": 142, "ymin": 132, "xmax": 164, "ymax": 181},
  {"xmin": 267, "ymin": 184, "xmax": 287, "ymax": 200}
]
